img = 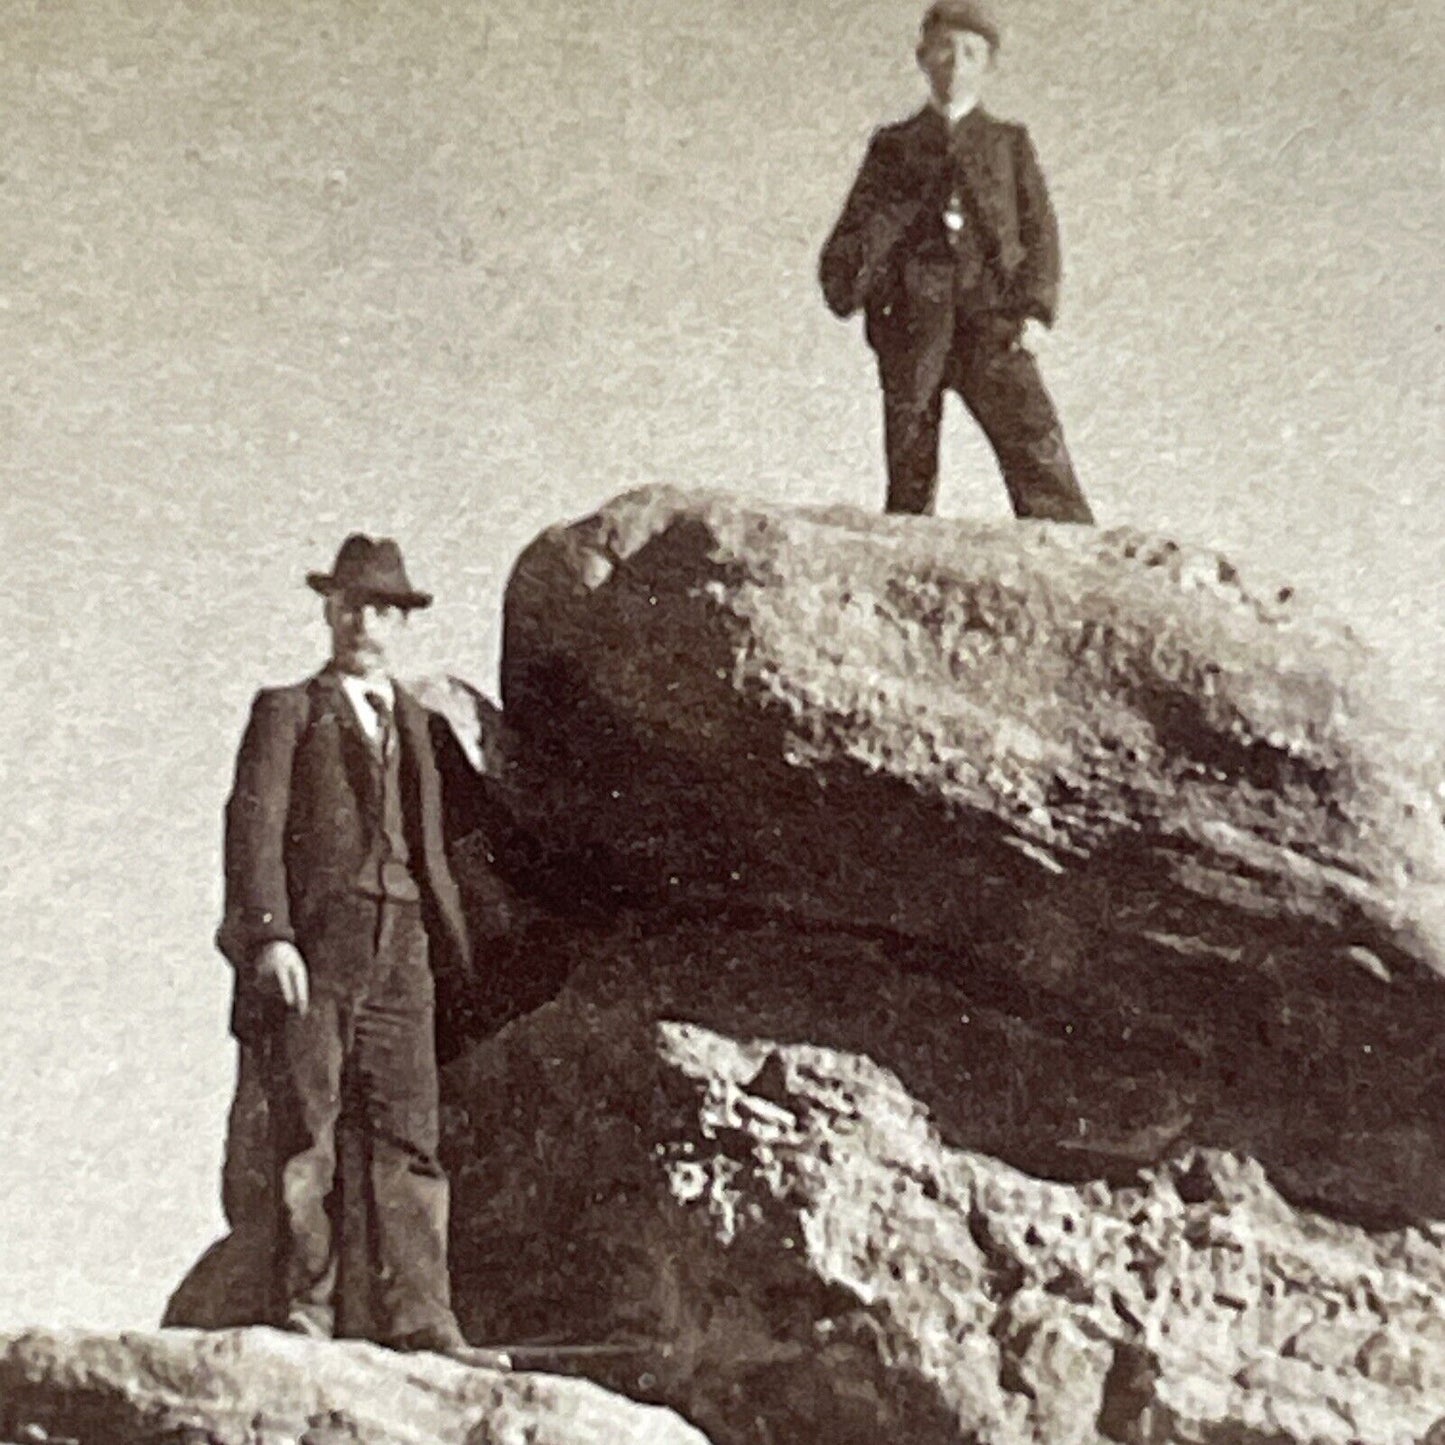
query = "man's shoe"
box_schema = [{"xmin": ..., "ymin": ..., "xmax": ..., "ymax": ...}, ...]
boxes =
[{"xmin": 389, "ymin": 1321, "xmax": 511, "ymax": 1370}]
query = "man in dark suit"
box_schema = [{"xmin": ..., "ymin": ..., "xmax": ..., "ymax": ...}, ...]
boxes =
[
  {"xmin": 820, "ymin": 0, "xmax": 1093, "ymax": 523},
  {"xmin": 217, "ymin": 535, "xmax": 491, "ymax": 1361}
]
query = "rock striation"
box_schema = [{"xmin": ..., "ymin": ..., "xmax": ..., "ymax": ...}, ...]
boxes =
[
  {"xmin": 0, "ymin": 1326, "xmax": 710, "ymax": 1445},
  {"xmin": 165, "ymin": 487, "xmax": 1445, "ymax": 1444}
]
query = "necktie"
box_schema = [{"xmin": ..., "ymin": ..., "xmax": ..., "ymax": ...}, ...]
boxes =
[{"xmin": 365, "ymin": 689, "xmax": 394, "ymax": 760}]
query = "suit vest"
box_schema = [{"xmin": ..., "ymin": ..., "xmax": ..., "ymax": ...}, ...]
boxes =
[{"xmin": 355, "ymin": 725, "xmax": 422, "ymax": 903}]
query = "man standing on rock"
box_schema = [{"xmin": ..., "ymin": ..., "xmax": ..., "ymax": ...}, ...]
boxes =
[
  {"xmin": 819, "ymin": 0, "xmax": 1093, "ymax": 523},
  {"xmin": 217, "ymin": 534, "xmax": 496, "ymax": 1363}
]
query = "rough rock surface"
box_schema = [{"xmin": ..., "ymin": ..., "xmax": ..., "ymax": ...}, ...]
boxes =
[
  {"xmin": 435, "ymin": 931, "xmax": 1445, "ymax": 1445},
  {"xmin": 502, "ymin": 485, "xmax": 1445, "ymax": 985},
  {"xmin": 0, "ymin": 1326, "xmax": 710, "ymax": 1445}
]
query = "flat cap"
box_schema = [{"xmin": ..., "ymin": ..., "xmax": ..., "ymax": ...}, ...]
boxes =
[{"xmin": 919, "ymin": 0, "xmax": 1001, "ymax": 50}]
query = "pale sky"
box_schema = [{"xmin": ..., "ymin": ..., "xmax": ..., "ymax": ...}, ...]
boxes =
[{"xmin": 3, "ymin": 0, "xmax": 1441, "ymax": 1329}]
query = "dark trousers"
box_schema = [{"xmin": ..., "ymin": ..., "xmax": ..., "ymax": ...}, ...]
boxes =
[
  {"xmin": 880, "ymin": 329, "xmax": 1093, "ymax": 523},
  {"xmin": 257, "ymin": 897, "xmax": 455, "ymax": 1343}
]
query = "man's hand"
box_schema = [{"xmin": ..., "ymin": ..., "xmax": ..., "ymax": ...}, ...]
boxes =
[{"xmin": 253, "ymin": 941, "xmax": 310, "ymax": 1015}]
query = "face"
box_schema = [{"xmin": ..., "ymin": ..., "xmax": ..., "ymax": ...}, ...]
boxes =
[
  {"xmin": 324, "ymin": 591, "xmax": 407, "ymax": 675},
  {"xmin": 917, "ymin": 25, "xmax": 994, "ymax": 105}
]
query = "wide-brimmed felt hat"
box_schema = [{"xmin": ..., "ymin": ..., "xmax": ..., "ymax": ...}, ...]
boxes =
[
  {"xmin": 306, "ymin": 533, "xmax": 433, "ymax": 610},
  {"xmin": 919, "ymin": 0, "xmax": 1001, "ymax": 51}
]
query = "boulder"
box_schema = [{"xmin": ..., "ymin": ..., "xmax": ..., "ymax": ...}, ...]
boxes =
[
  {"xmin": 501, "ymin": 485, "xmax": 1445, "ymax": 992},
  {"xmin": 0, "ymin": 1326, "xmax": 710, "ymax": 1445},
  {"xmin": 438, "ymin": 929, "xmax": 1445, "ymax": 1445}
]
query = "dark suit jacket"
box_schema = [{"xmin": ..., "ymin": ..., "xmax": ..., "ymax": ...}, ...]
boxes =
[
  {"xmin": 217, "ymin": 670, "xmax": 473, "ymax": 1045},
  {"xmin": 819, "ymin": 106, "xmax": 1063, "ymax": 359}
]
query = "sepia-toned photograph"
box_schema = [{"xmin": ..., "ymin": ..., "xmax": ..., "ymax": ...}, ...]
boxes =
[{"xmin": 3, "ymin": 0, "xmax": 1443, "ymax": 1439}]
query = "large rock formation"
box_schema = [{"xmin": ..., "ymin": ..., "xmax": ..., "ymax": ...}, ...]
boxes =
[
  {"xmin": 0, "ymin": 1326, "xmax": 709, "ymax": 1444},
  {"xmin": 166, "ymin": 488, "xmax": 1445, "ymax": 1444},
  {"xmin": 495, "ymin": 487, "xmax": 1445, "ymax": 1225},
  {"xmin": 440, "ymin": 929, "xmax": 1445, "ymax": 1445}
]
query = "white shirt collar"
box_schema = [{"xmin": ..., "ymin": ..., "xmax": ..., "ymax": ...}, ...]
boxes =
[
  {"xmin": 931, "ymin": 94, "xmax": 979, "ymax": 126},
  {"xmin": 338, "ymin": 672, "xmax": 395, "ymax": 739}
]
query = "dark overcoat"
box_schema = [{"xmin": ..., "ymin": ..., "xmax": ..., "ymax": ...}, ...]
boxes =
[
  {"xmin": 819, "ymin": 105, "xmax": 1063, "ymax": 360},
  {"xmin": 216, "ymin": 670, "xmax": 473, "ymax": 1046}
]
